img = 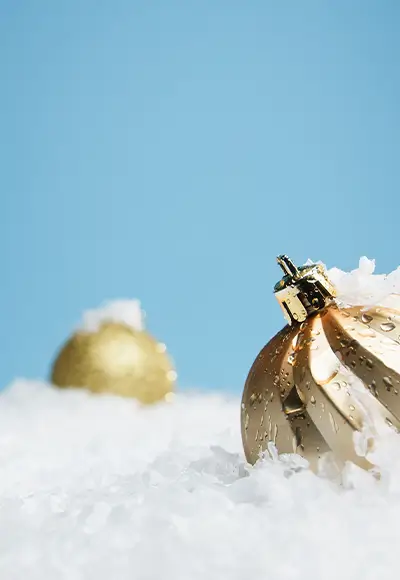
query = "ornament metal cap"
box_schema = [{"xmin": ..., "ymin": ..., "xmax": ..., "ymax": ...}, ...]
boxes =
[{"xmin": 274, "ymin": 255, "xmax": 337, "ymax": 325}]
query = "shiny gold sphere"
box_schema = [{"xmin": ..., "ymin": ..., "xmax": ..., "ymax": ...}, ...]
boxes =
[
  {"xmin": 50, "ymin": 322, "xmax": 176, "ymax": 404},
  {"xmin": 242, "ymin": 255, "xmax": 400, "ymax": 473}
]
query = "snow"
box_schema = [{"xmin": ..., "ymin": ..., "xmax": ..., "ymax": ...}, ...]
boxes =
[
  {"xmin": 80, "ymin": 299, "xmax": 145, "ymax": 333},
  {"xmin": 328, "ymin": 256, "xmax": 400, "ymax": 306},
  {"xmin": 1, "ymin": 257, "xmax": 400, "ymax": 580}
]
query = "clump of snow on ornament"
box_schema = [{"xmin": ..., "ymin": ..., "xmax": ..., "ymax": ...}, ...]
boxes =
[
  {"xmin": 329, "ymin": 256, "xmax": 400, "ymax": 306},
  {"xmin": 308, "ymin": 256, "xmax": 400, "ymax": 306},
  {"xmin": 80, "ymin": 299, "xmax": 145, "ymax": 333}
]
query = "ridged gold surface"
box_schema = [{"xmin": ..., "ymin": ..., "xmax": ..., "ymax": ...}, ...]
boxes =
[
  {"xmin": 241, "ymin": 296, "xmax": 400, "ymax": 471},
  {"xmin": 51, "ymin": 322, "xmax": 176, "ymax": 404}
]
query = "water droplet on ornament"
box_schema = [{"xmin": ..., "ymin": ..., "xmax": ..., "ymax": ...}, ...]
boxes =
[
  {"xmin": 380, "ymin": 321, "xmax": 395, "ymax": 332},
  {"xmin": 383, "ymin": 377, "xmax": 393, "ymax": 391},
  {"xmin": 321, "ymin": 402, "xmax": 325, "ymax": 412},
  {"xmin": 369, "ymin": 381, "xmax": 378, "ymax": 397},
  {"xmin": 329, "ymin": 412, "xmax": 338, "ymax": 433},
  {"xmin": 366, "ymin": 359, "xmax": 374, "ymax": 370},
  {"xmin": 310, "ymin": 396, "xmax": 316, "ymax": 406},
  {"xmin": 361, "ymin": 313, "xmax": 373, "ymax": 324},
  {"xmin": 335, "ymin": 350, "xmax": 343, "ymax": 362},
  {"xmin": 273, "ymin": 424, "xmax": 278, "ymax": 443},
  {"xmin": 332, "ymin": 382, "xmax": 341, "ymax": 391},
  {"xmin": 349, "ymin": 405, "xmax": 355, "ymax": 411},
  {"xmin": 245, "ymin": 414, "xmax": 249, "ymax": 429},
  {"xmin": 385, "ymin": 417, "xmax": 398, "ymax": 432}
]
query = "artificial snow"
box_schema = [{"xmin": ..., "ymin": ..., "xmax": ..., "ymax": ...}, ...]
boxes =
[
  {"xmin": 329, "ymin": 256, "xmax": 400, "ymax": 306},
  {"xmin": 80, "ymin": 299, "xmax": 144, "ymax": 333},
  {"xmin": 1, "ymin": 257, "xmax": 400, "ymax": 580}
]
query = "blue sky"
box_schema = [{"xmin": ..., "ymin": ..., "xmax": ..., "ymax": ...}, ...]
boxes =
[{"xmin": 1, "ymin": 0, "xmax": 399, "ymax": 392}]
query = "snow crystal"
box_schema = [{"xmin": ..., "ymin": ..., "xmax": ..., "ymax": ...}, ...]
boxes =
[{"xmin": 2, "ymin": 257, "xmax": 400, "ymax": 580}]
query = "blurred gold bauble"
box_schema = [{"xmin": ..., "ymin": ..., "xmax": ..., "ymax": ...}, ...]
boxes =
[{"xmin": 51, "ymin": 322, "xmax": 176, "ymax": 404}]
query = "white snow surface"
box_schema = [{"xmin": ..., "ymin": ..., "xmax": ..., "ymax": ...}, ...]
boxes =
[{"xmin": 2, "ymin": 257, "xmax": 400, "ymax": 580}]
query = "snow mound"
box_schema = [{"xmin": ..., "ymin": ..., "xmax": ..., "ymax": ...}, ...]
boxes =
[
  {"xmin": 2, "ymin": 257, "xmax": 400, "ymax": 579},
  {"xmin": 1, "ymin": 380, "xmax": 400, "ymax": 580}
]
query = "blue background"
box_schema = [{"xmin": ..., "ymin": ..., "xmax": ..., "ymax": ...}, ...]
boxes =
[{"xmin": 1, "ymin": 0, "xmax": 399, "ymax": 392}]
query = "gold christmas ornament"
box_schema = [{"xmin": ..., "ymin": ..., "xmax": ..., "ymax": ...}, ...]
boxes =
[
  {"xmin": 241, "ymin": 255, "xmax": 400, "ymax": 472},
  {"xmin": 51, "ymin": 321, "xmax": 176, "ymax": 404}
]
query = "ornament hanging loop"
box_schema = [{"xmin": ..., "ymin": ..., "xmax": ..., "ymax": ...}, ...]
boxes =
[{"xmin": 277, "ymin": 255, "xmax": 300, "ymax": 278}]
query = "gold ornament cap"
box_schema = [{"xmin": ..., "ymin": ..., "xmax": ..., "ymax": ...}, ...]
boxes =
[{"xmin": 274, "ymin": 255, "xmax": 337, "ymax": 325}]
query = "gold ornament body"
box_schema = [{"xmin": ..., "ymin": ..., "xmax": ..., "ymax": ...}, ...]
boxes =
[
  {"xmin": 241, "ymin": 256, "xmax": 400, "ymax": 471},
  {"xmin": 51, "ymin": 322, "xmax": 176, "ymax": 404}
]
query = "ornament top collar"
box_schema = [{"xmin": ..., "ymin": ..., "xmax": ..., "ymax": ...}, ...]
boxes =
[{"xmin": 274, "ymin": 255, "xmax": 337, "ymax": 325}]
